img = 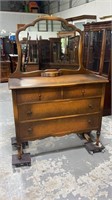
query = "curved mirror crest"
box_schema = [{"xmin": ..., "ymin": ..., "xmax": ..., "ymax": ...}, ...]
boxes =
[{"xmin": 17, "ymin": 17, "xmax": 82, "ymax": 72}]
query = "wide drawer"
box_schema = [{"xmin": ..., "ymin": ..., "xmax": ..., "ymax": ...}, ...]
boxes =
[
  {"xmin": 18, "ymin": 98, "xmax": 101, "ymax": 121},
  {"xmin": 18, "ymin": 113, "xmax": 100, "ymax": 140}
]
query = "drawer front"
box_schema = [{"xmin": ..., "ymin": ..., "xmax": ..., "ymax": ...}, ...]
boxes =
[
  {"xmin": 17, "ymin": 88, "xmax": 40, "ymax": 103},
  {"xmin": 40, "ymin": 88, "xmax": 61, "ymax": 101},
  {"xmin": 17, "ymin": 87, "xmax": 61, "ymax": 103},
  {"xmin": 18, "ymin": 98, "xmax": 101, "ymax": 121},
  {"xmin": 0, "ymin": 62, "xmax": 10, "ymax": 68},
  {"xmin": 18, "ymin": 114, "xmax": 100, "ymax": 140},
  {"xmin": 1, "ymin": 65, "xmax": 10, "ymax": 78},
  {"xmin": 1, "ymin": 71, "xmax": 10, "ymax": 78},
  {"xmin": 63, "ymin": 84, "xmax": 102, "ymax": 99},
  {"xmin": 17, "ymin": 84, "xmax": 102, "ymax": 104},
  {"xmin": 1, "ymin": 66, "xmax": 9, "ymax": 70},
  {"xmin": 25, "ymin": 65, "xmax": 39, "ymax": 72}
]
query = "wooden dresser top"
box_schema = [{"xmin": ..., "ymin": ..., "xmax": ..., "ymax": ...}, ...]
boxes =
[{"xmin": 8, "ymin": 73, "xmax": 108, "ymax": 90}]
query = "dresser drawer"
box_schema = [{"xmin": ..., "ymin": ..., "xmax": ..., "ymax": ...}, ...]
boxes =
[
  {"xmin": 63, "ymin": 84, "xmax": 102, "ymax": 99},
  {"xmin": 18, "ymin": 113, "xmax": 100, "ymax": 140},
  {"xmin": 18, "ymin": 98, "xmax": 101, "ymax": 121},
  {"xmin": 17, "ymin": 87, "xmax": 61, "ymax": 103},
  {"xmin": 1, "ymin": 70, "xmax": 10, "ymax": 77},
  {"xmin": 16, "ymin": 84, "xmax": 102, "ymax": 104},
  {"xmin": 17, "ymin": 88, "xmax": 40, "ymax": 103}
]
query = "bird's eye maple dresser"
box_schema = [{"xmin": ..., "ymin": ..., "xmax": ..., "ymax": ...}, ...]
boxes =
[{"xmin": 8, "ymin": 16, "xmax": 108, "ymax": 165}]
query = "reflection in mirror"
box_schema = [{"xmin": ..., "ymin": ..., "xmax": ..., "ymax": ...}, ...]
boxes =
[{"xmin": 17, "ymin": 17, "xmax": 82, "ymax": 72}]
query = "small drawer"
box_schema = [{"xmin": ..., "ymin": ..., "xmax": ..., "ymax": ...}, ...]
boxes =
[
  {"xmin": 18, "ymin": 113, "xmax": 100, "ymax": 140},
  {"xmin": 40, "ymin": 87, "xmax": 61, "ymax": 101},
  {"xmin": 2, "ymin": 71, "xmax": 9, "ymax": 76},
  {"xmin": 18, "ymin": 98, "xmax": 101, "ymax": 121},
  {"xmin": 17, "ymin": 88, "xmax": 40, "ymax": 103},
  {"xmin": 63, "ymin": 84, "xmax": 102, "ymax": 99},
  {"xmin": 17, "ymin": 87, "xmax": 61, "ymax": 103}
]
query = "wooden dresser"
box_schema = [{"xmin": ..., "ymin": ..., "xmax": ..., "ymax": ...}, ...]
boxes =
[
  {"xmin": 0, "ymin": 61, "xmax": 11, "ymax": 82},
  {"xmin": 8, "ymin": 15, "xmax": 108, "ymax": 164},
  {"xmin": 9, "ymin": 72, "xmax": 108, "ymax": 160}
]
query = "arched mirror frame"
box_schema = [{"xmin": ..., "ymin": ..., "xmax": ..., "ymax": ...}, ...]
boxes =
[{"xmin": 10, "ymin": 15, "xmax": 86, "ymax": 78}]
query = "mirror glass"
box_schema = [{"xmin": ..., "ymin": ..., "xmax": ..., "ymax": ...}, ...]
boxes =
[{"xmin": 18, "ymin": 18, "xmax": 81, "ymax": 72}]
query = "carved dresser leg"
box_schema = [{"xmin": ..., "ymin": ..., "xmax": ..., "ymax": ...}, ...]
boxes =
[
  {"xmin": 96, "ymin": 131, "xmax": 101, "ymax": 146},
  {"xmin": 17, "ymin": 143, "xmax": 23, "ymax": 159}
]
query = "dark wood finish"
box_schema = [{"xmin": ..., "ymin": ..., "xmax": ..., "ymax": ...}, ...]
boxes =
[
  {"xmin": 25, "ymin": 64, "xmax": 39, "ymax": 72},
  {"xmin": 0, "ymin": 61, "xmax": 11, "ymax": 82},
  {"xmin": 9, "ymin": 54, "xmax": 18, "ymax": 73},
  {"xmin": 49, "ymin": 38, "xmax": 61, "ymax": 62},
  {"xmin": 66, "ymin": 15, "xmax": 96, "ymax": 22},
  {"xmin": 38, "ymin": 36, "xmax": 80, "ymax": 70},
  {"xmin": 20, "ymin": 39, "xmax": 39, "ymax": 72},
  {"xmin": 100, "ymin": 15, "xmax": 112, "ymax": 20},
  {"xmin": 83, "ymin": 21, "xmax": 111, "ymax": 116},
  {"xmin": 0, "ymin": 37, "xmax": 17, "ymax": 60},
  {"xmin": 38, "ymin": 39, "xmax": 50, "ymax": 69},
  {"xmin": 8, "ymin": 16, "xmax": 108, "ymax": 162}
]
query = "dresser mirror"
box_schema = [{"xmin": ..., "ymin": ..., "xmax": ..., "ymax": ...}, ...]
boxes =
[{"xmin": 11, "ymin": 15, "xmax": 84, "ymax": 77}]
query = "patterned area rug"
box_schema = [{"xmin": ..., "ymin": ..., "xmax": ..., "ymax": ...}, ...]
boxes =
[{"xmin": 0, "ymin": 83, "xmax": 112, "ymax": 200}]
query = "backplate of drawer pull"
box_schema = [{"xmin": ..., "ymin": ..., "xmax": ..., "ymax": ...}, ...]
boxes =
[
  {"xmin": 27, "ymin": 110, "xmax": 32, "ymax": 115},
  {"xmin": 27, "ymin": 127, "xmax": 33, "ymax": 134},
  {"xmin": 38, "ymin": 94, "xmax": 41, "ymax": 101},
  {"xmin": 81, "ymin": 89, "xmax": 86, "ymax": 96},
  {"xmin": 88, "ymin": 120, "xmax": 92, "ymax": 124},
  {"xmin": 88, "ymin": 104, "xmax": 93, "ymax": 109}
]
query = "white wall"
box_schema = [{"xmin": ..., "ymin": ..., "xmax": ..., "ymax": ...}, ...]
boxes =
[
  {"xmin": 0, "ymin": 11, "xmax": 45, "ymax": 33},
  {"xmin": 0, "ymin": 0, "xmax": 112, "ymax": 34},
  {"xmin": 95, "ymin": 0, "xmax": 112, "ymax": 21},
  {"xmin": 53, "ymin": 0, "xmax": 112, "ymax": 22}
]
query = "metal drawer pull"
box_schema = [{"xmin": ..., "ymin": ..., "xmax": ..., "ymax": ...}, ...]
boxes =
[
  {"xmin": 27, "ymin": 110, "xmax": 32, "ymax": 115},
  {"xmin": 39, "ymin": 94, "xmax": 41, "ymax": 100},
  {"xmin": 28, "ymin": 128, "xmax": 32, "ymax": 134},
  {"xmin": 89, "ymin": 104, "xmax": 93, "ymax": 109},
  {"xmin": 81, "ymin": 89, "xmax": 85, "ymax": 96},
  {"xmin": 88, "ymin": 120, "xmax": 92, "ymax": 124}
]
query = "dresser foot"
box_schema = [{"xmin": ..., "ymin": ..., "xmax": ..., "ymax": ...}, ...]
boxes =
[
  {"xmin": 12, "ymin": 153, "xmax": 31, "ymax": 167},
  {"xmin": 85, "ymin": 141, "xmax": 105, "ymax": 154}
]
